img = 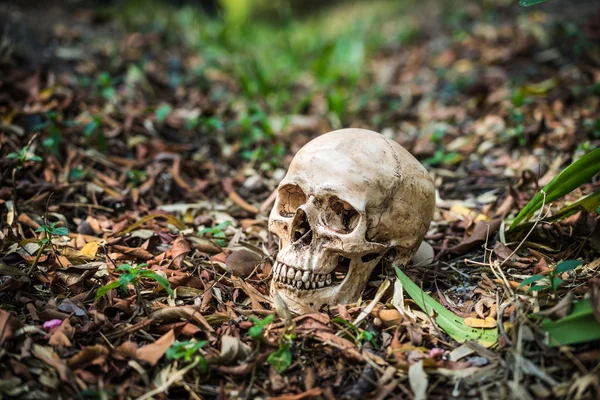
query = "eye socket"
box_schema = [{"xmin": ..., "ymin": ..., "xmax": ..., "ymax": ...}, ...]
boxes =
[
  {"xmin": 276, "ymin": 184, "xmax": 307, "ymax": 218},
  {"xmin": 324, "ymin": 197, "xmax": 359, "ymax": 234}
]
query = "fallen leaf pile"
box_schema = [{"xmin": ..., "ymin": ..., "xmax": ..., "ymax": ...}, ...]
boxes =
[{"xmin": 0, "ymin": 0, "xmax": 599, "ymax": 398}]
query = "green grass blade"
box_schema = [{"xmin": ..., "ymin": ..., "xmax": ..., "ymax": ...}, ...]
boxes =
[
  {"xmin": 540, "ymin": 298, "xmax": 600, "ymax": 346},
  {"xmin": 395, "ymin": 266, "xmax": 497, "ymax": 346},
  {"xmin": 95, "ymin": 280, "xmax": 121, "ymax": 300},
  {"xmin": 509, "ymin": 148, "xmax": 600, "ymax": 231},
  {"xmin": 519, "ymin": 0, "xmax": 550, "ymax": 6}
]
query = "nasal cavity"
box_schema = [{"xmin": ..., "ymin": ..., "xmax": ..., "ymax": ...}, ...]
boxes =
[{"xmin": 291, "ymin": 209, "xmax": 312, "ymax": 245}]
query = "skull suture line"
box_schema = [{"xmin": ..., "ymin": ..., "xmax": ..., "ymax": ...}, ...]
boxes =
[{"xmin": 269, "ymin": 128, "xmax": 435, "ymax": 314}]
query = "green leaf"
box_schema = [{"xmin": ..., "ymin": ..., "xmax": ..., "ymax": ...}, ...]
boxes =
[
  {"xmin": 519, "ymin": 0, "xmax": 549, "ymax": 6},
  {"xmin": 143, "ymin": 271, "xmax": 174, "ymax": 297},
  {"xmin": 83, "ymin": 119, "xmax": 99, "ymax": 137},
  {"xmin": 249, "ymin": 314, "xmax": 274, "ymax": 340},
  {"xmin": 332, "ymin": 317, "xmax": 359, "ymax": 333},
  {"xmin": 554, "ymin": 260, "xmax": 583, "ymax": 274},
  {"xmin": 118, "ymin": 273, "xmax": 137, "ymax": 290},
  {"xmin": 529, "ymin": 284, "xmax": 549, "ymax": 292},
  {"xmin": 116, "ymin": 264, "xmax": 134, "ymax": 273},
  {"xmin": 540, "ymin": 298, "xmax": 600, "ymax": 346},
  {"xmin": 509, "ymin": 148, "xmax": 600, "ymax": 231},
  {"xmin": 27, "ymin": 155, "xmax": 43, "ymax": 162},
  {"xmin": 267, "ymin": 343, "xmax": 292, "ymax": 373},
  {"xmin": 166, "ymin": 340, "xmax": 208, "ymax": 362},
  {"xmin": 102, "ymin": 87, "xmax": 116, "ymax": 100},
  {"xmin": 518, "ymin": 274, "xmax": 546, "ymax": 288},
  {"xmin": 540, "ymin": 190, "xmax": 600, "ymax": 224},
  {"xmin": 395, "ymin": 266, "xmax": 497, "ymax": 346},
  {"xmin": 95, "ymin": 280, "xmax": 121, "ymax": 300},
  {"xmin": 357, "ymin": 330, "xmax": 377, "ymax": 346},
  {"xmin": 550, "ymin": 277, "xmax": 563, "ymax": 291},
  {"xmin": 52, "ymin": 227, "xmax": 69, "ymax": 236},
  {"xmin": 6, "ymin": 152, "xmax": 20, "ymax": 159},
  {"xmin": 155, "ymin": 104, "xmax": 172, "ymax": 123}
]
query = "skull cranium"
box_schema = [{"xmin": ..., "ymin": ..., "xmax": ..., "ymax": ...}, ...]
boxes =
[{"xmin": 269, "ymin": 128, "xmax": 435, "ymax": 314}]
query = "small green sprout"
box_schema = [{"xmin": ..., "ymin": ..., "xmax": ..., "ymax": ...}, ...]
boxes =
[
  {"xmin": 267, "ymin": 332, "xmax": 295, "ymax": 373},
  {"xmin": 166, "ymin": 340, "xmax": 208, "ymax": 372},
  {"xmin": 248, "ymin": 314, "xmax": 274, "ymax": 341},
  {"xmin": 95, "ymin": 263, "xmax": 174, "ymax": 300},
  {"xmin": 7, "ymin": 147, "xmax": 43, "ymax": 169},
  {"xmin": 198, "ymin": 221, "xmax": 232, "ymax": 247},
  {"xmin": 519, "ymin": 260, "xmax": 583, "ymax": 293},
  {"xmin": 332, "ymin": 317, "xmax": 377, "ymax": 346},
  {"xmin": 35, "ymin": 222, "xmax": 69, "ymax": 246},
  {"xmin": 267, "ymin": 342, "xmax": 293, "ymax": 373},
  {"xmin": 155, "ymin": 104, "xmax": 172, "ymax": 123}
]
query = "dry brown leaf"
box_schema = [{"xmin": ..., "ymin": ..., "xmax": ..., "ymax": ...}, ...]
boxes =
[
  {"xmin": 267, "ymin": 387, "xmax": 323, "ymax": 400},
  {"xmin": 32, "ymin": 344, "xmax": 70, "ymax": 381},
  {"xmin": 444, "ymin": 219, "xmax": 502, "ymax": 256},
  {"xmin": 232, "ymin": 276, "xmax": 270, "ymax": 310},
  {"xmin": 136, "ymin": 329, "xmax": 175, "ymax": 366},
  {"xmin": 170, "ymin": 234, "xmax": 190, "ymax": 269},
  {"xmin": 226, "ymin": 249, "xmax": 262, "ymax": 278},
  {"xmin": 48, "ymin": 318, "xmax": 74, "ymax": 348},
  {"xmin": 68, "ymin": 344, "xmax": 110, "ymax": 369},
  {"xmin": 0, "ymin": 310, "xmax": 20, "ymax": 346},
  {"xmin": 312, "ymin": 331, "xmax": 362, "ymax": 362},
  {"xmin": 151, "ymin": 306, "xmax": 215, "ymax": 333},
  {"xmin": 110, "ymin": 245, "xmax": 154, "ymax": 260}
]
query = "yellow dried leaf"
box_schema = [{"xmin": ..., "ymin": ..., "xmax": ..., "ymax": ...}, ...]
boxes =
[
  {"xmin": 464, "ymin": 316, "xmax": 496, "ymax": 329},
  {"xmin": 80, "ymin": 241, "xmax": 99, "ymax": 257}
]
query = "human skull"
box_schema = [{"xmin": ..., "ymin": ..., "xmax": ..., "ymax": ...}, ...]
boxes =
[{"xmin": 269, "ymin": 128, "xmax": 435, "ymax": 314}]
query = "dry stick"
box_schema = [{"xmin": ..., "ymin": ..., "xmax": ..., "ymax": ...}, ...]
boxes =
[
  {"xmin": 353, "ymin": 279, "xmax": 390, "ymax": 328},
  {"xmin": 500, "ymin": 191, "xmax": 549, "ymax": 269},
  {"xmin": 28, "ymin": 194, "xmax": 55, "ymax": 276},
  {"xmin": 11, "ymin": 169, "xmax": 18, "ymax": 216},
  {"xmin": 136, "ymin": 358, "xmax": 199, "ymax": 400}
]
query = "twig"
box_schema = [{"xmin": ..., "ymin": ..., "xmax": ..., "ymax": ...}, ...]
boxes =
[
  {"xmin": 136, "ymin": 358, "xmax": 199, "ymax": 400},
  {"xmin": 500, "ymin": 192, "xmax": 549, "ymax": 268}
]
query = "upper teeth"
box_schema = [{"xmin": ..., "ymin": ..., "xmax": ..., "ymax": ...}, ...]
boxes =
[{"xmin": 272, "ymin": 261, "xmax": 336, "ymax": 290}]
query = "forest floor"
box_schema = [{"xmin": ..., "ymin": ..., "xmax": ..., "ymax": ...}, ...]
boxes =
[{"xmin": 1, "ymin": 0, "xmax": 600, "ymax": 399}]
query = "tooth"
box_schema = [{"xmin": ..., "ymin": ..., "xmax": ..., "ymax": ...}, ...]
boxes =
[
  {"xmin": 275, "ymin": 262, "xmax": 280, "ymax": 273},
  {"xmin": 295, "ymin": 280, "xmax": 302, "ymax": 289},
  {"xmin": 295, "ymin": 270, "xmax": 302, "ymax": 281},
  {"xmin": 281, "ymin": 264, "xmax": 287, "ymax": 279},
  {"xmin": 326, "ymin": 277, "xmax": 332, "ymax": 285},
  {"xmin": 304, "ymin": 281, "xmax": 310, "ymax": 289},
  {"xmin": 287, "ymin": 267, "xmax": 295, "ymax": 280},
  {"xmin": 311, "ymin": 282, "xmax": 316, "ymax": 289},
  {"xmin": 301, "ymin": 271, "xmax": 309, "ymax": 282},
  {"xmin": 318, "ymin": 281, "xmax": 324, "ymax": 288},
  {"xmin": 286, "ymin": 278, "xmax": 290, "ymax": 285}
]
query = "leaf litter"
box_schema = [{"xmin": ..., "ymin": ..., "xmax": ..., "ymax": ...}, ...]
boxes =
[{"xmin": 1, "ymin": 0, "xmax": 600, "ymax": 398}]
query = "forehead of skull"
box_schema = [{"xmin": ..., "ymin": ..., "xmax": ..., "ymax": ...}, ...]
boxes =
[{"xmin": 280, "ymin": 129, "xmax": 402, "ymax": 210}]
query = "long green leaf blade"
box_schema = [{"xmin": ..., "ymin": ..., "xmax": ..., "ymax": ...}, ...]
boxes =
[
  {"xmin": 540, "ymin": 298, "xmax": 600, "ymax": 346},
  {"xmin": 395, "ymin": 266, "xmax": 497, "ymax": 346},
  {"xmin": 509, "ymin": 148, "xmax": 600, "ymax": 231}
]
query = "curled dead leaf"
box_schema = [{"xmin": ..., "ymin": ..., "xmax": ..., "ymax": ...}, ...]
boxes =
[
  {"xmin": 136, "ymin": 329, "xmax": 175, "ymax": 366},
  {"xmin": 170, "ymin": 234, "xmax": 191, "ymax": 268},
  {"xmin": 464, "ymin": 316, "xmax": 496, "ymax": 329},
  {"xmin": 226, "ymin": 249, "xmax": 262, "ymax": 278}
]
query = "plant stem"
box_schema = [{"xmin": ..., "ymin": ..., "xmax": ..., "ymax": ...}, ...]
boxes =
[
  {"xmin": 28, "ymin": 241, "xmax": 48, "ymax": 277},
  {"xmin": 136, "ymin": 285, "xmax": 149, "ymax": 316},
  {"xmin": 11, "ymin": 168, "xmax": 18, "ymax": 216}
]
